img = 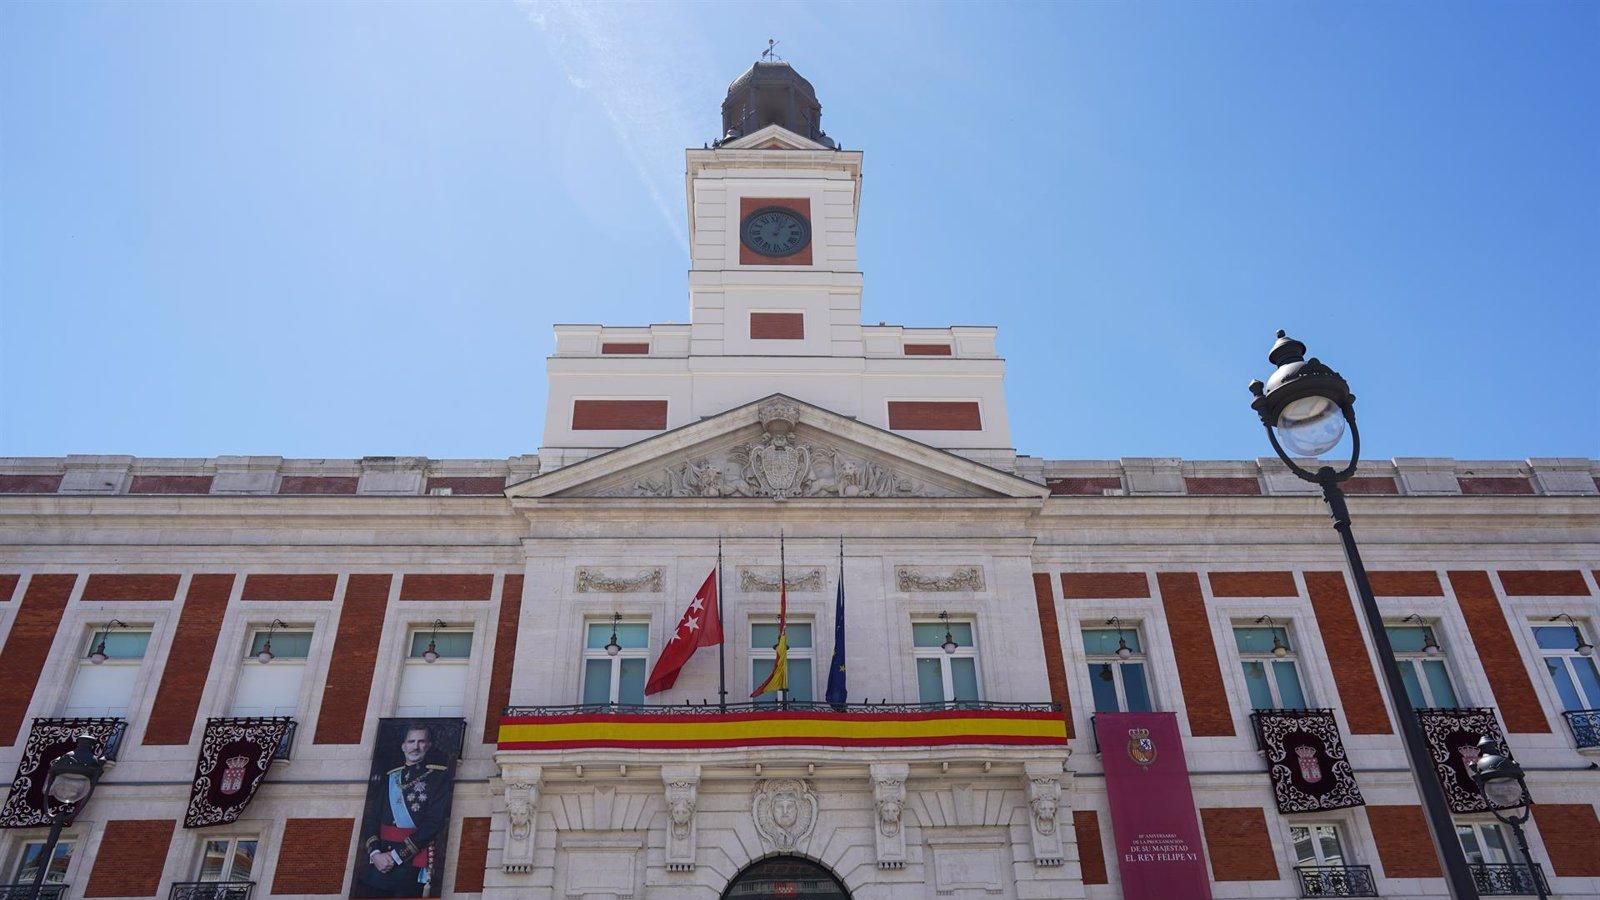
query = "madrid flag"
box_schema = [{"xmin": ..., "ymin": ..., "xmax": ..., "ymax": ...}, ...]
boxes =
[{"xmin": 644, "ymin": 569, "xmax": 723, "ymax": 695}]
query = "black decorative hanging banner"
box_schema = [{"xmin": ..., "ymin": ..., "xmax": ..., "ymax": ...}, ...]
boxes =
[
  {"xmin": 184, "ymin": 717, "xmax": 292, "ymax": 828},
  {"xmin": 1252, "ymin": 709, "xmax": 1365, "ymax": 814},
  {"xmin": 1417, "ymin": 708, "xmax": 1505, "ymax": 814},
  {"xmin": 0, "ymin": 718, "xmax": 126, "ymax": 828}
]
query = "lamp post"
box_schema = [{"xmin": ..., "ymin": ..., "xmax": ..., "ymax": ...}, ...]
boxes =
[
  {"xmin": 1249, "ymin": 330, "xmax": 1480, "ymax": 900},
  {"xmin": 29, "ymin": 734, "xmax": 107, "ymax": 900},
  {"xmin": 1469, "ymin": 735, "xmax": 1548, "ymax": 900}
]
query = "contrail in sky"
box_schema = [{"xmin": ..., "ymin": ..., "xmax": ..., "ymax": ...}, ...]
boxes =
[{"xmin": 519, "ymin": 0, "xmax": 715, "ymax": 251}]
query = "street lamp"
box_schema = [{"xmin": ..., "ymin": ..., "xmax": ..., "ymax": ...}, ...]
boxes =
[
  {"xmin": 1249, "ymin": 330, "xmax": 1481, "ymax": 900},
  {"xmin": 28, "ymin": 734, "xmax": 107, "ymax": 900},
  {"xmin": 1469, "ymin": 735, "xmax": 1548, "ymax": 900}
]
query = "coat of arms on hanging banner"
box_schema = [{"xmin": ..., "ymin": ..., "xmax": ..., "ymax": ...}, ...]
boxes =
[
  {"xmin": 1251, "ymin": 709, "xmax": 1364, "ymax": 814},
  {"xmin": 183, "ymin": 717, "xmax": 292, "ymax": 828},
  {"xmin": 1295, "ymin": 745, "xmax": 1324, "ymax": 784},
  {"xmin": 1126, "ymin": 727, "xmax": 1157, "ymax": 767},
  {"xmin": 219, "ymin": 755, "xmax": 250, "ymax": 795}
]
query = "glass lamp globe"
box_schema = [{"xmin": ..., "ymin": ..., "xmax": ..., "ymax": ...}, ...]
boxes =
[
  {"xmin": 257, "ymin": 642, "xmax": 275, "ymax": 664},
  {"xmin": 47, "ymin": 772, "xmax": 94, "ymax": 805},
  {"xmin": 1276, "ymin": 395, "xmax": 1347, "ymax": 457},
  {"xmin": 1482, "ymin": 777, "xmax": 1524, "ymax": 809}
]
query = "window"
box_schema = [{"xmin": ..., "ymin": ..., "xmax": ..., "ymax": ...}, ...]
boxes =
[
  {"xmin": 197, "ymin": 837, "xmax": 257, "ymax": 882},
  {"xmin": 1083, "ymin": 625, "xmax": 1153, "ymax": 713},
  {"xmin": 913, "ymin": 620, "xmax": 979, "ymax": 704},
  {"xmin": 581, "ymin": 621, "xmax": 648, "ymax": 706},
  {"xmin": 1290, "ymin": 823, "xmax": 1350, "ymax": 868},
  {"xmin": 229, "ymin": 628, "xmax": 312, "ymax": 717},
  {"xmin": 1235, "ymin": 624, "xmax": 1307, "ymax": 710},
  {"xmin": 1457, "ymin": 822, "xmax": 1513, "ymax": 865},
  {"xmin": 1533, "ymin": 623, "xmax": 1600, "ymax": 711},
  {"xmin": 394, "ymin": 627, "xmax": 473, "ymax": 717},
  {"xmin": 63, "ymin": 626, "xmax": 152, "ymax": 717},
  {"xmin": 751, "ymin": 621, "xmax": 813, "ymax": 703},
  {"xmin": 1387, "ymin": 623, "xmax": 1460, "ymax": 708},
  {"xmin": 13, "ymin": 838, "xmax": 73, "ymax": 885}
]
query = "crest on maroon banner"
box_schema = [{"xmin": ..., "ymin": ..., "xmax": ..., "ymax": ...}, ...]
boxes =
[
  {"xmin": 1417, "ymin": 708, "xmax": 1506, "ymax": 814},
  {"xmin": 1252, "ymin": 710, "xmax": 1365, "ymax": 814},
  {"xmin": 184, "ymin": 717, "xmax": 292, "ymax": 828},
  {"xmin": 0, "ymin": 718, "xmax": 125, "ymax": 828}
]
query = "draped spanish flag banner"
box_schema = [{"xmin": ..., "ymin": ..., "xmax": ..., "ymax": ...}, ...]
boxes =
[{"xmin": 751, "ymin": 541, "xmax": 790, "ymax": 697}]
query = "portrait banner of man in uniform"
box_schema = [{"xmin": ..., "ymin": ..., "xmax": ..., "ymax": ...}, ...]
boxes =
[{"xmin": 350, "ymin": 718, "xmax": 465, "ymax": 898}]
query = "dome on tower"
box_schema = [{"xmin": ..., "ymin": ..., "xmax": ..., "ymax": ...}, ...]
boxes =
[{"xmin": 717, "ymin": 60, "xmax": 836, "ymax": 148}]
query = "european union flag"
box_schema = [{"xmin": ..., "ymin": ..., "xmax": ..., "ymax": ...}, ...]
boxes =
[{"xmin": 825, "ymin": 569, "xmax": 847, "ymax": 709}]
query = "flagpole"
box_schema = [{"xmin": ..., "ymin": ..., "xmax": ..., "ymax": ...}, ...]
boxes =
[
  {"xmin": 779, "ymin": 533, "xmax": 787, "ymax": 709},
  {"xmin": 717, "ymin": 537, "xmax": 727, "ymax": 711}
]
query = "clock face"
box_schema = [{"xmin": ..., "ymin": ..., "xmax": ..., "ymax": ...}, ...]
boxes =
[{"xmin": 740, "ymin": 206, "xmax": 811, "ymax": 258}]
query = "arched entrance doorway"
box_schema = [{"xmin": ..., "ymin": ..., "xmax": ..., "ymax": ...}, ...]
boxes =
[{"xmin": 720, "ymin": 855, "xmax": 852, "ymax": 900}]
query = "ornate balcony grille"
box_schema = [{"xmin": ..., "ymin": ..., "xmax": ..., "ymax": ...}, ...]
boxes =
[
  {"xmin": 504, "ymin": 701, "xmax": 1060, "ymax": 717},
  {"xmin": 1562, "ymin": 709, "xmax": 1600, "ymax": 749},
  {"xmin": 32, "ymin": 717, "xmax": 127, "ymax": 761},
  {"xmin": 1470, "ymin": 863, "xmax": 1549, "ymax": 896},
  {"xmin": 0, "ymin": 884, "xmax": 67, "ymax": 900},
  {"xmin": 168, "ymin": 882, "xmax": 254, "ymax": 900},
  {"xmin": 1295, "ymin": 865, "xmax": 1378, "ymax": 897}
]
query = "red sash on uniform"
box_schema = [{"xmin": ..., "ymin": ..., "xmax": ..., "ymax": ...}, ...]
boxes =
[{"xmin": 379, "ymin": 825, "xmax": 432, "ymax": 869}]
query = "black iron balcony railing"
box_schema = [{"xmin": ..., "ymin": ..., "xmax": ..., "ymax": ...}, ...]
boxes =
[
  {"xmin": 1295, "ymin": 864, "xmax": 1378, "ymax": 897},
  {"xmin": 0, "ymin": 884, "xmax": 67, "ymax": 900},
  {"xmin": 505, "ymin": 700, "xmax": 1059, "ymax": 716},
  {"xmin": 273, "ymin": 720, "xmax": 298, "ymax": 761},
  {"xmin": 1562, "ymin": 708, "xmax": 1600, "ymax": 749},
  {"xmin": 1470, "ymin": 862, "xmax": 1549, "ymax": 896},
  {"xmin": 169, "ymin": 881, "xmax": 254, "ymax": 900},
  {"xmin": 1248, "ymin": 707, "xmax": 1340, "ymax": 753}
]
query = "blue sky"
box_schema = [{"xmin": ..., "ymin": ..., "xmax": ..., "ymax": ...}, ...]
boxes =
[{"xmin": 2, "ymin": 1, "xmax": 1595, "ymax": 461}]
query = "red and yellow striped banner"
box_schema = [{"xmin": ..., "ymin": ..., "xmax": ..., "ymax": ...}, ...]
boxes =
[{"xmin": 497, "ymin": 709, "xmax": 1068, "ymax": 750}]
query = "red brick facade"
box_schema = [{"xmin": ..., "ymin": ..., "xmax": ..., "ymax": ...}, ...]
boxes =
[
  {"xmin": 82, "ymin": 573, "xmax": 180, "ymax": 601},
  {"xmin": 600, "ymin": 342, "xmax": 650, "ymax": 354},
  {"xmin": 0, "ymin": 574, "xmax": 76, "ymax": 744},
  {"xmin": 484, "ymin": 574, "xmax": 524, "ymax": 746},
  {"xmin": 277, "ymin": 476, "xmax": 359, "ymax": 495},
  {"xmin": 129, "ymin": 475, "xmax": 214, "ymax": 494},
  {"xmin": 271, "ymin": 818, "xmax": 354, "ymax": 894},
  {"xmin": 885, "ymin": 401, "xmax": 982, "ymax": 431},
  {"xmin": 83, "ymin": 819, "xmax": 176, "ymax": 897},
  {"xmin": 1157, "ymin": 572, "xmax": 1235, "ymax": 737},
  {"xmin": 1046, "ymin": 477, "xmax": 1123, "ymax": 496},
  {"xmin": 425, "ymin": 476, "xmax": 508, "ymax": 495},
  {"xmin": 1073, "ymin": 810, "xmax": 1109, "ymax": 884},
  {"xmin": 1060, "ymin": 572, "xmax": 1149, "ymax": 600},
  {"xmin": 453, "ymin": 817, "xmax": 493, "ymax": 893},
  {"xmin": 241, "ymin": 573, "xmax": 338, "ymax": 602},
  {"xmin": 571, "ymin": 399, "xmax": 669, "ymax": 431},
  {"xmin": 902, "ymin": 343, "xmax": 952, "ymax": 356},
  {"xmin": 1031, "ymin": 574, "xmax": 1074, "ymax": 739},
  {"xmin": 1459, "ymin": 476, "xmax": 1534, "ymax": 495},
  {"xmin": 1532, "ymin": 803, "xmax": 1600, "ymax": 876},
  {"xmin": 1449, "ymin": 570, "xmax": 1550, "ymax": 733},
  {"xmin": 1200, "ymin": 808, "xmax": 1277, "ymax": 881},
  {"xmin": 0, "ymin": 574, "xmax": 16, "ymax": 602},
  {"xmin": 1304, "ymin": 571, "xmax": 1392, "ymax": 734},
  {"xmin": 399, "ymin": 573, "xmax": 495, "ymax": 602},
  {"xmin": 143, "ymin": 574, "xmax": 235, "ymax": 745},
  {"xmin": 1369, "ymin": 570, "xmax": 1444, "ymax": 597},
  {"xmin": 0, "ymin": 474, "xmax": 63, "ymax": 493},
  {"xmin": 1207, "ymin": 570, "xmax": 1296, "ymax": 597},
  {"xmin": 1497, "ymin": 569, "xmax": 1589, "ymax": 596},
  {"xmin": 749, "ymin": 312, "xmax": 805, "ymax": 340},
  {"xmin": 1366, "ymin": 805, "xmax": 1440, "ymax": 877},
  {"xmin": 313, "ymin": 574, "xmax": 391, "ymax": 744},
  {"xmin": 1183, "ymin": 477, "xmax": 1261, "ymax": 496}
]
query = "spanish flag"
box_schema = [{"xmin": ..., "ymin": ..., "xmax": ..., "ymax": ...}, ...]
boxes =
[{"xmin": 751, "ymin": 551, "xmax": 790, "ymax": 697}]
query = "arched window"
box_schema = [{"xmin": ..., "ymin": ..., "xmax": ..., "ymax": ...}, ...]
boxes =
[{"xmin": 721, "ymin": 855, "xmax": 851, "ymax": 900}]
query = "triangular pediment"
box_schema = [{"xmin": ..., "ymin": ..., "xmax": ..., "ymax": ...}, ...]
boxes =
[
  {"xmin": 718, "ymin": 123, "xmax": 829, "ymax": 152},
  {"xmin": 510, "ymin": 395, "xmax": 1048, "ymax": 501}
]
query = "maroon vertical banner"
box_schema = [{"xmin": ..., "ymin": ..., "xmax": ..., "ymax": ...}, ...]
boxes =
[{"xmin": 1095, "ymin": 712, "xmax": 1212, "ymax": 900}]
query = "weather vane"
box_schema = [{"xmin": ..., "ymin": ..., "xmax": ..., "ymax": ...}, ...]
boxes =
[{"xmin": 761, "ymin": 39, "xmax": 782, "ymax": 62}]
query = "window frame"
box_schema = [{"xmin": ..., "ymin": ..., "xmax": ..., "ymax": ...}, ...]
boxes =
[
  {"xmin": 749, "ymin": 618, "xmax": 815, "ymax": 703},
  {"xmin": 195, "ymin": 835, "xmax": 259, "ymax": 883},
  {"xmin": 579, "ymin": 618, "xmax": 650, "ymax": 706},
  {"xmin": 1233, "ymin": 621, "xmax": 1310, "ymax": 710},
  {"xmin": 1532, "ymin": 620, "xmax": 1600, "ymax": 712},
  {"xmin": 1082, "ymin": 624, "xmax": 1154, "ymax": 713},
  {"xmin": 11, "ymin": 835, "xmax": 77, "ymax": 886},
  {"xmin": 911, "ymin": 617, "xmax": 981, "ymax": 704},
  {"xmin": 1386, "ymin": 621, "xmax": 1462, "ymax": 709},
  {"xmin": 1455, "ymin": 820, "xmax": 1514, "ymax": 866},
  {"xmin": 1288, "ymin": 822, "xmax": 1352, "ymax": 868}
]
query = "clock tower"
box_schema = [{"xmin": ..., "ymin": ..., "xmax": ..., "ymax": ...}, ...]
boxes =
[{"xmin": 541, "ymin": 59, "xmax": 1015, "ymax": 472}]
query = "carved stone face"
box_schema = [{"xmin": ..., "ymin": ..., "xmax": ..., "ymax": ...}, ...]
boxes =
[
  {"xmin": 773, "ymin": 790, "xmax": 799, "ymax": 828},
  {"xmin": 670, "ymin": 797, "xmax": 693, "ymax": 825}
]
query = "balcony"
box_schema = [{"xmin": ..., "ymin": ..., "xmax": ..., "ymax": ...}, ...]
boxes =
[
  {"xmin": 0, "ymin": 885, "xmax": 67, "ymax": 900},
  {"xmin": 169, "ymin": 882, "xmax": 254, "ymax": 900},
  {"xmin": 1470, "ymin": 863, "xmax": 1549, "ymax": 896},
  {"xmin": 498, "ymin": 701, "xmax": 1065, "ymax": 751},
  {"xmin": 1562, "ymin": 709, "xmax": 1600, "ymax": 749},
  {"xmin": 273, "ymin": 720, "xmax": 298, "ymax": 761},
  {"xmin": 1295, "ymin": 865, "xmax": 1378, "ymax": 897},
  {"xmin": 206, "ymin": 717, "xmax": 296, "ymax": 761},
  {"xmin": 32, "ymin": 717, "xmax": 127, "ymax": 761}
]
